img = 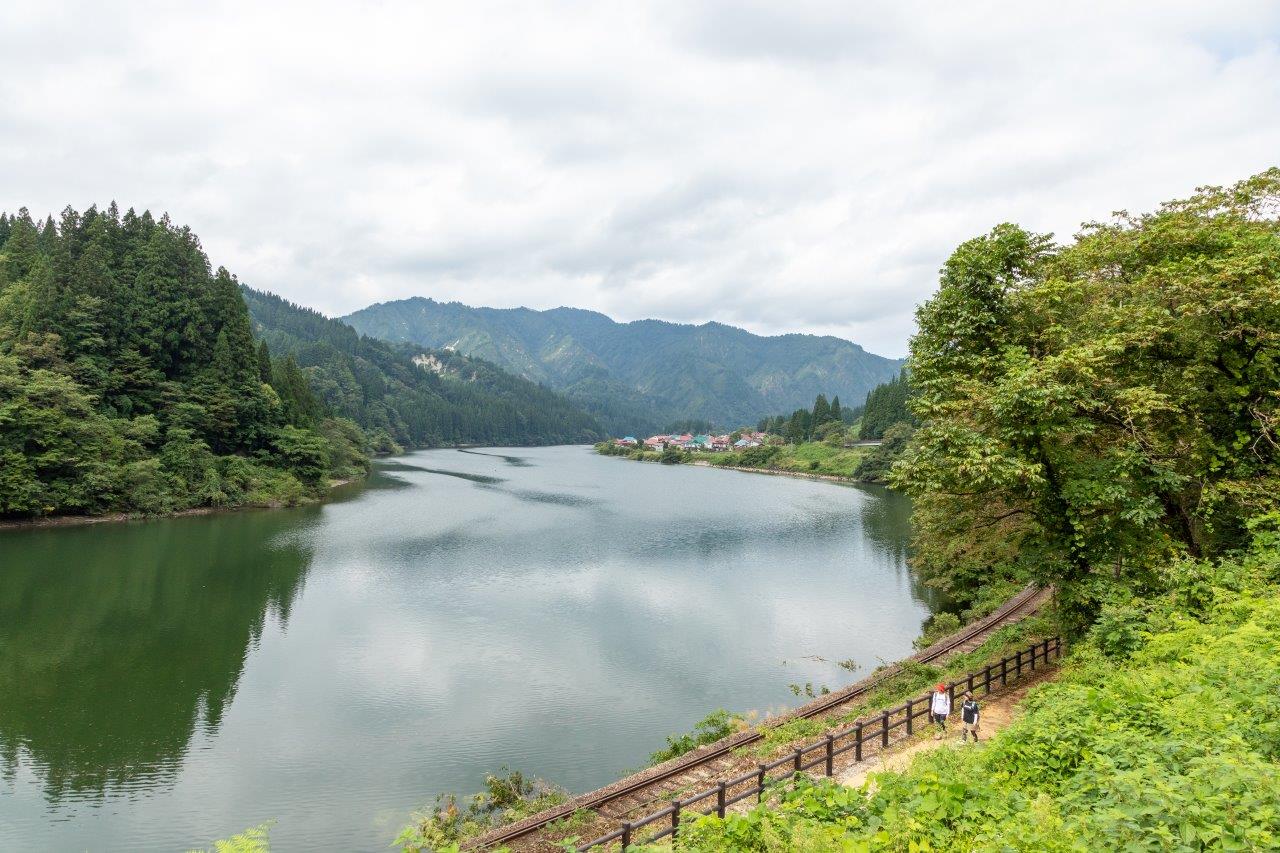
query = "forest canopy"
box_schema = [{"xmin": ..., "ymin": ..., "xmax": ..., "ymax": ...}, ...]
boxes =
[{"xmin": 0, "ymin": 205, "xmax": 372, "ymax": 517}]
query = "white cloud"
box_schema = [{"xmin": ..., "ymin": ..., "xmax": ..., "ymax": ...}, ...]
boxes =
[{"xmin": 2, "ymin": 1, "xmax": 1277, "ymax": 357}]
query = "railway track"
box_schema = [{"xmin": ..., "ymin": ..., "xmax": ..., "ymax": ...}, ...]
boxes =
[{"xmin": 471, "ymin": 584, "xmax": 1051, "ymax": 850}]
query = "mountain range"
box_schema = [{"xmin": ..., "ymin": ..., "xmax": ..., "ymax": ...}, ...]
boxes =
[
  {"xmin": 243, "ymin": 288, "xmax": 603, "ymax": 448},
  {"xmin": 343, "ymin": 298, "xmax": 904, "ymax": 435}
]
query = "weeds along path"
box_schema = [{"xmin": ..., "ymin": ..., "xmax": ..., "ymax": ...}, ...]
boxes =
[{"xmin": 471, "ymin": 586, "xmax": 1053, "ymax": 852}]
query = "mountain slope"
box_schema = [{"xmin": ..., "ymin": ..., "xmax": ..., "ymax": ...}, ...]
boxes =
[
  {"xmin": 342, "ymin": 298, "xmax": 903, "ymax": 434},
  {"xmin": 243, "ymin": 288, "xmax": 603, "ymax": 448}
]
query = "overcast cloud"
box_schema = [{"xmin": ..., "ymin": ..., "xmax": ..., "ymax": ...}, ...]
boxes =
[{"xmin": 2, "ymin": 2, "xmax": 1278, "ymax": 357}]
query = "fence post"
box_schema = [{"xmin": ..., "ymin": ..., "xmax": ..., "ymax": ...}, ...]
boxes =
[
  {"xmin": 984, "ymin": 664, "xmax": 992, "ymax": 694},
  {"xmin": 881, "ymin": 710, "xmax": 890, "ymax": 748},
  {"xmin": 905, "ymin": 699, "xmax": 913, "ymax": 736},
  {"xmin": 717, "ymin": 781, "xmax": 726, "ymax": 818},
  {"xmin": 1030, "ymin": 642, "xmax": 1036, "ymax": 671},
  {"xmin": 1043, "ymin": 638, "xmax": 1050, "ymax": 663},
  {"xmin": 1001, "ymin": 656, "xmax": 1008, "ymax": 686},
  {"xmin": 967, "ymin": 672, "xmax": 975, "ymax": 693},
  {"xmin": 855, "ymin": 722, "xmax": 863, "ymax": 762},
  {"xmin": 1055, "ymin": 637, "xmax": 1062, "ymax": 658},
  {"xmin": 757, "ymin": 764, "xmax": 767, "ymax": 803},
  {"xmin": 793, "ymin": 747, "xmax": 803, "ymax": 778},
  {"xmin": 671, "ymin": 798, "xmax": 681, "ymax": 838},
  {"xmin": 621, "ymin": 822, "xmax": 631, "ymax": 849},
  {"xmin": 1016, "ymin": 649, "xmax": 1023, "ymax": 677},
  {"xmin": 825, "ymin": 734, "xmax": 835, "ymax": 776},
  {"xmin": 949, "ymin": 681, "xmax": 957, "ymax": 708}
]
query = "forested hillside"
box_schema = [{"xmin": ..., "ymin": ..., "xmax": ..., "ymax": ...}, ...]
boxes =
[
  {"xmin": 243, "ymin": 288, "xmax": 603, "ymax": 449},
  {"xmin": 0, "ymin": 206, "xmax": 367, "ymax": 517},
  {"xmin": 342, "ymin": 299, "xmax": 903, "ymax": 435}
]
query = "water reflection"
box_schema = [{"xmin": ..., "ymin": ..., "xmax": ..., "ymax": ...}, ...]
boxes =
[
  {"xmin": 0, "ymin": 508, "xmax": 315, "ymax": 800},
  {"xmin": 0, "ymin": 447, "xmax": 929, "ymax": 852},
  {"xmin": 456, "ymin": 449, "xmax": 533, "ymax": 467}
]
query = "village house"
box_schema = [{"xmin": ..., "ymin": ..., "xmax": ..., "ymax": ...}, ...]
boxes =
[{"xmin": 625, "ymin": 430, "xmax": 770, "ymax": 452}]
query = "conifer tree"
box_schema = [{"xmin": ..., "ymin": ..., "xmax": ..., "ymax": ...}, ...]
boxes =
[
  {"xmin": 812, "ymin": 393, "xmax": 830, "ymax": 426},
  {"xmin": 257, "ymin": 340, "xmax": 273, "ymax": 383}
]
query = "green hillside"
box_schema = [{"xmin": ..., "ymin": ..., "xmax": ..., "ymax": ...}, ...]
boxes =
[
  {"xmin": 0, "ymin": 206, "xmax": 366, "ymax": 517},
  {"xmin": 342, "ymin": 299, "xmax": 903, "ymax": 435},
  {"xmin": 242, "ymin": 288, "xmax": 604, "ymax": 449}
]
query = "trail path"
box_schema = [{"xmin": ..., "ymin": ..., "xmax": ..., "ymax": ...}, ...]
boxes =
[{"xmin": 836, "ymin": 670, "xmax": 1055, "ymax": 789}]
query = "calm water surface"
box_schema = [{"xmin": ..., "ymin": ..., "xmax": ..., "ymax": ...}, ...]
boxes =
[{"xmin": 0, "ymin": 446, "xmax": 931, "ymax": 851}]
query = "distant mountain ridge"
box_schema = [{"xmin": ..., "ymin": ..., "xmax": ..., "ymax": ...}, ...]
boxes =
[{"xmin": 342, "ymin": 297, "xmax": 904, "ymax": 434}]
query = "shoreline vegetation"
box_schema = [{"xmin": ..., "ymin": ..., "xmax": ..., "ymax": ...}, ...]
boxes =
[
  {"xmin": 0, "ymin": 474, "xmax": 363, "ymax": 531},
  {"xmin": 596, "ymin": 441, "xmax": 870, "ymax": 484}
]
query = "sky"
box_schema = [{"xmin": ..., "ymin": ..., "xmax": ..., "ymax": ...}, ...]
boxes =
[{"xmin": 2, "ymin": 2, "xmax": 1278, "ymax": 358}]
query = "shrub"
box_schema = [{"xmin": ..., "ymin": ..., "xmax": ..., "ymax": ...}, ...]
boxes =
[
  {"xmin": 397, "ymin": 768, "xmax": 568, "ymax": 852},
  {"xmin": 659, "ymin": 447, "xmax": 686, "ymax": 465},
  {"xmin": 650, "ymin": 710, "xmax": 744, "ymax": 765},
  {"xmin": 912, "ymin": 611, "xmax": 961, "ymax": 650}
]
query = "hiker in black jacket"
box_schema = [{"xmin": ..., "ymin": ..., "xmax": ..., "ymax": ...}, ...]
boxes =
[{"xmin": 960, "ymin": 690, "xmax": 980, "ymax": 742}]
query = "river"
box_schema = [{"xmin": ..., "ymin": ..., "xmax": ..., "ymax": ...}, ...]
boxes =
[{"xmin": 0, "ymin": 445, "xmax": 932, "ymax": 851}]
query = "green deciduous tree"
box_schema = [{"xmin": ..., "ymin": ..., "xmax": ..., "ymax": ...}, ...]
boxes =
[{"xmin": 896, "ymin": 170, "xmax": 1280, "ymax": 618}]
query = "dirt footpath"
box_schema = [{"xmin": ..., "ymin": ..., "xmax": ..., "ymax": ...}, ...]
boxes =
[{"xmin": 837, "ymin": 670, "xmax": 1056, "ymax": 789}]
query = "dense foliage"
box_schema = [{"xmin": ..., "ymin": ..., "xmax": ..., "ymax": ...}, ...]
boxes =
[
  {"xmin": 344, "ymin": 298, "xmax": 902, "ymax": 435},
  {"xmin": 665, "ymin": 525, "xmax": 1280, "ymax": 851},
  {"xmin": 857, "ymin": 372, "xmax": 914, "ymax": 439},
  {"xmin": 852, "ymin": 422, "xmax": 915, "ymax": 484},
  {"xmin": 896, "ymin": 171, "xmax": 1280, "ymax": 619},
  {"xmin": 0, "ymin": 205, "xmax": 367, "ymax": 517},
  {"xmin": 243, "ymin": 288, "xmax": 602, "ymax": 450}
]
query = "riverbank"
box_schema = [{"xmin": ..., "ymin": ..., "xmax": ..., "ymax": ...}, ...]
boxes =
[
  {"xmin": 595, "ymin": 440, "xmax": 883, "ymax": 483},
  {"xmin": 0, "ymin": 475, "xmax": 364, "ymax": 531},
  {"xmin": 688, "ymin": 459, "xmax": 860, "ymax": 484}
]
